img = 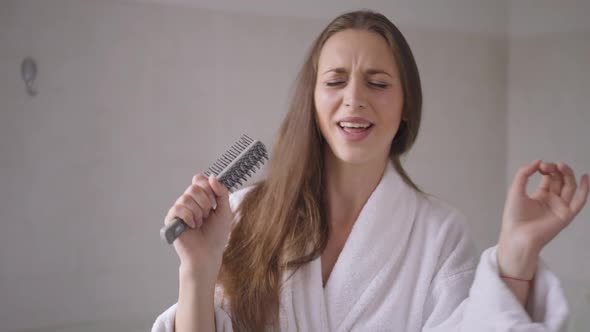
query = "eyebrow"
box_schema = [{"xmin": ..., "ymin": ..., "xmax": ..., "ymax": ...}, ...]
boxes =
[{"xmin": 321, "ymin": 67, "xmax": 393, "ymax": 78}]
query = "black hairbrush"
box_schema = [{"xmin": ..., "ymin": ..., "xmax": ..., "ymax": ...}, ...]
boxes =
[{"xmin": 160, "ymin": 134, "xmax": 268, "ymax": 244}]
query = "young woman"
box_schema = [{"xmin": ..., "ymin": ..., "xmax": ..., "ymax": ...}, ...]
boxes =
[{"xmin": 153, "ymin": 10, "xmax": 588, "ymax": 332}]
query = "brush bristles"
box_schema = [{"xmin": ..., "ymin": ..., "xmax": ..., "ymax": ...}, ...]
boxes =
[{"xmin": 203, "ymin": 135, "xmax": 268, "ymax": 190}]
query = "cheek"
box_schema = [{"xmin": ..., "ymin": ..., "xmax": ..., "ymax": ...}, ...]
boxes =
[
  {"xmin": 374, "ymin": 91, "xmax": 403, "ymax": 132},
  {"xmin": 314, "ymin": 88, "xmax": 340, "ymax": 127},
  {"xmin": 376, "ymin": 85, "xmax": 403, "ymax": 107},
  {"xmin": 315, "ymin": 88, "xmax": 340, "ymax": 111}
]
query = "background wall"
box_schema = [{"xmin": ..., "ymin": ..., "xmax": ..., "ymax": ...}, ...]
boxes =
[
  {"xmin": 507, "ymin": 1, "xmax": 590, "ymax": 330},
  {"xmin": 0, "ymin": 0, "xmax": 586, "ymax": 331}
]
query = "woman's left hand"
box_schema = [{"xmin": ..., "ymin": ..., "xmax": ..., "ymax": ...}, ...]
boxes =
[{"xmin": 497, "ymin": 160, "xmax": 588, "ymax": 280}]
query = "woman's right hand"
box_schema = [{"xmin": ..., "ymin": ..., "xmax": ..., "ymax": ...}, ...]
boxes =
[{"xmin": 164, "ymin": 174, "xmax": 233, "ymax": 280}]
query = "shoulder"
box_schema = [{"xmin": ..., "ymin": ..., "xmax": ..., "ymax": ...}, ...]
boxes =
[
  {"xmin": 413, "ymin": 193, "xmax": 478, "ymax": 278},
  {"xmin": 414, "ymin": 193, "xmax": 470, "ymax": 238}
]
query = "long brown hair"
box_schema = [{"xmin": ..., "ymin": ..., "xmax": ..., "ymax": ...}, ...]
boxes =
[{"xmin": 217, "ymin": 10, "xmax": 422, "ymax": 331}]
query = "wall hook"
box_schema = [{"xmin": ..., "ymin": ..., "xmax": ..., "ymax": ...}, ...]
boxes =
[{"xmin": 21, "ymin": 57, "xmax": 38, "ymax": 96}]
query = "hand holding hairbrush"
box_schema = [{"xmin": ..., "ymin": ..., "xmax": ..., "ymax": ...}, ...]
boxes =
[{"xmin": 160, "ymin": 134, "xmax": 268, "ymax": 245}]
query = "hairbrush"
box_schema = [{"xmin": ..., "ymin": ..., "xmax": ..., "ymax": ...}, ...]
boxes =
[{"xmin": 160, "ymin": 134, "xmax": 268, "ymax": 244}]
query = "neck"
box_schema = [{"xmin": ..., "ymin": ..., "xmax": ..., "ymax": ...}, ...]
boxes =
[{"xmin": 323, "ymin": 149, "xmax": 389, "ymax": 229}]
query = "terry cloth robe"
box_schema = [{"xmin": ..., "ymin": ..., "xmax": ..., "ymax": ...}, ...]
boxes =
[{"xmin": 152, "ymin": 161, "xmax": 569, "ymax": 332}]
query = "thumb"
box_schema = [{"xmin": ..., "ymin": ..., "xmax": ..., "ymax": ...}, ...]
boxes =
[
  {"xmin": 208, "ymin": 175, "xmax": 230, "ymax": 210},
  {"xmin": 513, "ymin": 159, "xmax": 542, "ymax": 196}
]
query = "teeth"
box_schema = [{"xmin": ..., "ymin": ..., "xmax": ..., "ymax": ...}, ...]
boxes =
[{"xmin": 339, "ymin": 121, "xmax": 371, "ymax": 129}]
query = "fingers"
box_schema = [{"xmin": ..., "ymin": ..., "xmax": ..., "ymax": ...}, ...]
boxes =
[
  {"xmin": 538, "ymin": 162, "xmax": 560, "ymax": 194},
  {"xmin": 559, "ymin": 162, "xmax": 577, "ymax": 203},
  {"xmin": 209, "ymin": 175, "xmax": 230, "ymax": 210},
  {"xmin": 165, "ymin": 203, "xmax": 201, "ymax": 229},
  {"xmin": 164, "ymin": 174, "xmax": 221, "ymax": 229},
  {"xmin": 182, "ymin": 185, "xmax": 213, "ymax": 219},
  {"xmin": 570, "ymin": 174, "xmax": 589, "ymax": 216},
  {"xmin": 544, "ymin": 191, "xmax": 572, "ymax": 225},
  {"xmin": 187, "ymin": 177, "xmax": 216, "ymax": 216},
  {"xmin": 192, "ymin": 174, "xmax": 217, "ymax": 208},
  {"xmin": 534, "ymin": 160, "xmax": 588, "ymax": 218},
  {"xmin": 537, "ymin": 162, "xmax": 582, "ymax": 203},
  {"xmin": 514, "ymin": 159, "xmax": 542, "ymax": 195},
  {"xmin": 517, "ymin": 160, "xmax": 583, "ymax": 203}
]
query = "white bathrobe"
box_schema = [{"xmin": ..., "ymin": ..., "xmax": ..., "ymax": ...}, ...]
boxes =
[{"xmin": 152, "ymin": 162, "xmax": 569, "ymax": 331}]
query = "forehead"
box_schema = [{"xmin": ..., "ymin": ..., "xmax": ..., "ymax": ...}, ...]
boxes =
[{"xmin": 317, "ymin": 29, "xmax": 398, "ymax": 73}]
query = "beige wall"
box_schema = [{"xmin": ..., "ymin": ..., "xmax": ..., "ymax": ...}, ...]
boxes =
[
  {"xmin": 1, "ymin": 0, "xmax": 584, "ymax": 331},
  {"xmin": 507, "ymin": 1, "xmax": 590, "ymax": 329}
]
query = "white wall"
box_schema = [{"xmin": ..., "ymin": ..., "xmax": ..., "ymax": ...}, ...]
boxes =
[
  {"xmin": 507, "ymin": 1, "xmax": 590, "ymax": 329},
  {"xmin": 0, "ymin": 1, "xmax": 320, "ymax": 331},
  {"xmin": 2, "ymin": 0, "xmax": 584, "ymax": 331}
]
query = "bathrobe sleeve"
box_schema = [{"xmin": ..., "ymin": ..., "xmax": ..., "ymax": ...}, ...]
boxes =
[{"xmin": 421, "ymin": 213, "xmax": 569, "ymax": 332}]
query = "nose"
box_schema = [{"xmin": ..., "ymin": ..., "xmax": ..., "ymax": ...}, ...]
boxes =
[{"xmin": 343, "ymin": 78, "xmax": 367, "ymax": 110}]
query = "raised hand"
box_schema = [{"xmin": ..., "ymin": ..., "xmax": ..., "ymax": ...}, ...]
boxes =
[
  {"xmin": 163, "ymin": 174, "xmax": 234, "ymax": 280},
  {"xmin": 498, "ymin": 160, "xmax": 588, "ymax": 280}
]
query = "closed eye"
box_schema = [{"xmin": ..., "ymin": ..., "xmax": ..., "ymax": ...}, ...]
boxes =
[
  {"xmin": 369, "ymin": 82, "xmax": 389, "ymax": 88},
  {"xmin": 325, "ymin": 81, "xmax": 389, "ymax": 89},
  {"xmin": 326, "ymin": 81, "xmax": 345, "ymax": 87}
]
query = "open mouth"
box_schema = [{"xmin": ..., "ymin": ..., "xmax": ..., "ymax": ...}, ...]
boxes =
[
  {"xmin": 336, "ymin": 120, "xmax": 374, "ymax": 142},
  {"xmin": 338, "ymin": 121, "xmax": 374, "ymax": 133}
]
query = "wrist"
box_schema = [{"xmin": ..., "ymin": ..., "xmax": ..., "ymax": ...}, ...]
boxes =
[
  {"xmin": 500, "ymin": 273, "xmax": 533, "ymax": 281},
  {"xmin": 497, "ymin": 239, "xmax": 539, "ymax": 280},
  {"xmin": 179, "ymin": 263, "xmax": 219, "ymax": 288},
  {"xmin": 500, "ymin": 274, "xmax": 532, "ymax": 306},
  {"xmin": 176, "ymin": 266, "xmax": 217, "ymax": 331}
]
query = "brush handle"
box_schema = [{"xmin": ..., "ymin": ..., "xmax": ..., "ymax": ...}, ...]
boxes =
[
  {"xmin": 159, "ymin": 175, "xmax": 239, "ymax": 244},
  {"xmin": 160, "ymin": 217, "xmax": 189, "ymax": 244},
  {"xmin": 160, "ymin": 180, "xmax": 231, "ymax": 244}
]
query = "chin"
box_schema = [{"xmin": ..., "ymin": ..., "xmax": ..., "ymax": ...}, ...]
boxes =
[
  {"xmin": 331, "ymin": 147, "xmax": 382, "ymax": 166},
  {"xmin": 323, "ymin": 135, "xmax": 392, "ymax": 166}
]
